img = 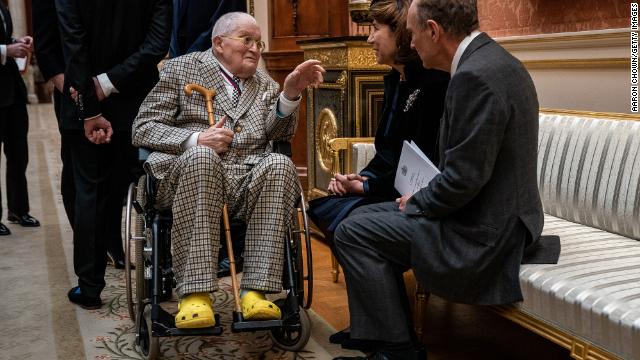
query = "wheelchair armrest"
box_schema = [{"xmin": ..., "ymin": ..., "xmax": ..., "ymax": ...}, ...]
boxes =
[{"xmin": 273, "ymin": 141, "xmax": 292, "ymax": 158}]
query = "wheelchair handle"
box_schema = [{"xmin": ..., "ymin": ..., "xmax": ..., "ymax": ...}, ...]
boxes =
[{"xmin": 184, "ymin": 84, "xmax": 217, "ymax": 126}]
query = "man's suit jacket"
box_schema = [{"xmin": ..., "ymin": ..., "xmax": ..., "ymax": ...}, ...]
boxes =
[
  {"xmin": 0, "ymin": 3, "xmax": 26, "ymax": 109},
  {"xmin": 33, "ymin": 0, "xmax": 64, "ymax": 83},
  {"xmin": 406, "ymin": 33, "xmax": 544, "ymax": 304},
  {"xmin": 132, "ymin": 50, "xmax": 297, "ymax": 179},
  {"xmin": 170, "ymin": 0, "xmax": 246, "ymax": 58},
  {"xmin": 54, "ymin": 0, "xmax": 171, "ymax": 130}
]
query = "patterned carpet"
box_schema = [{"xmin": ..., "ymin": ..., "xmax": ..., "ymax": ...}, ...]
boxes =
[{"xmin": 87, "ymin": 269, "xmax": 330, "ymax": 359}]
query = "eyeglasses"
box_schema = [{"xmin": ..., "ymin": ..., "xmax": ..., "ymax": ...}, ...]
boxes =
[{"xmin": 221, "ymin": 36, "xmax": 266, "ymax": 52}]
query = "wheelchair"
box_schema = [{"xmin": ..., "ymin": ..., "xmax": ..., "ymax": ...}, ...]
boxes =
[{"xmin": 123, "ymin": 143, "xmax": 314, "ymax": 359}]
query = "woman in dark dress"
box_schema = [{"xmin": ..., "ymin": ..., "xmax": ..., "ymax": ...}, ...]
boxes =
[{"xmin": 309, "ymin": 0, "xmax": 449, "ymax": 243}]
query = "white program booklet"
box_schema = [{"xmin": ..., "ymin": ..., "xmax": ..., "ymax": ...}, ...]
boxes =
[{"xmin": 394, "ymin": 140, "xmax": 440, "ymax": 196}]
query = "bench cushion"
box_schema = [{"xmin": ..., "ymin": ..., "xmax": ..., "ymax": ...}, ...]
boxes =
[
  {"xmin": 538, "ymin": 113, "xmax": 640, "ymax": 241},
  {"xmin": 520, "ymin": 214, "xmax": 640, "ymax": 359}
]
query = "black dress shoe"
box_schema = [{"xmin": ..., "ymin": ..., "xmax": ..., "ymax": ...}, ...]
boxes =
[
  {"xmin": 330, "ymin": 327, "xmax": 380, "ymax": 352},
  {"xmin": 0, "ymin": 222, "xmax": 11, "ymax": 236},
  {"xmin": 107, "ymin": 250, "xmax": 135, "ymax": 270},
  {"xmin": 67, "ymin": 286, "xmax": 102, "ymax": 310},
  {"xmin": 7, "ymin": 213, "xmax": 40, "ymax": 227}
]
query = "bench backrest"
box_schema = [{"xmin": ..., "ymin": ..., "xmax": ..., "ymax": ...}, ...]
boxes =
[
  {"xmin": 538, "ymin": 111, "xmax": 640, "ymax": 240},
  {"xmin": 348, "ymin": 110, "xmax": 640, "ymax": 240}
]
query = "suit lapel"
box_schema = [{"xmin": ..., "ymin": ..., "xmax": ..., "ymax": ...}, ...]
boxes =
[
  {"xmin": 234, "ymin": 75, "xmax": 259, "ymax": 120},
  {"xmin": 457, "ymin": 32, "xmax": 492, "ymax": 70},
  {"xmin": 196, "ymin": 50, "xmax": 236, "ymax": 122}
]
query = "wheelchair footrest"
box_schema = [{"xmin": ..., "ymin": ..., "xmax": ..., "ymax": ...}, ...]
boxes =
[
  {"xmin": 230, "ymin": 311, "xmax": 284, "ymax": 332},
  {"xmin": 151, "ymin": 304, "xmax": 223, "ymax": 337}
]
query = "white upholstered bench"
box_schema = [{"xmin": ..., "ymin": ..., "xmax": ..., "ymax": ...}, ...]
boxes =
[{"xmin": 327, "ymin": 109, "xmax": 640, "ymax": 360}]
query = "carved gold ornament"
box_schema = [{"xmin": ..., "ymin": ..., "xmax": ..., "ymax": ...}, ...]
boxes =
[{"xmin": 315, "ymin": 108, "xmax": 338, "ymax": 173}]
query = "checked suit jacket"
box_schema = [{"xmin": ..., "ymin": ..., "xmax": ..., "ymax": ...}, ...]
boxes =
[{"xmin": 133, "ymin": 49, "xmax": 297, "ymax": 179}]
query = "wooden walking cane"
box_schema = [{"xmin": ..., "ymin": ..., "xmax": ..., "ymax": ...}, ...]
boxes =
[{"xmin": 184, "ymin": 84, "xmax": 243, "ymax": 316}]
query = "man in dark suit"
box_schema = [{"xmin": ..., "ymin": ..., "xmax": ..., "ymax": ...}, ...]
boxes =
[
  {"xmin": 332, "ymin": 0, "xmax": 556, "ymax": 359},
  {"xmin": 33, "ymin": 0, "xmax": 132, "ymax": 270},
  {"xmin": 170, "ymin": 0, "xmax": 246, "ymax": 58},
  {"xmin": 0, "ymin": 2, "xmax": 40, "ymax": 236},
  {"xmin": 32, "ymin": 0, "xmax": 70, "ymax": 224},
  {"xmin": 55, "ymin": 0, "xmax": 171, "ymax": 309}
]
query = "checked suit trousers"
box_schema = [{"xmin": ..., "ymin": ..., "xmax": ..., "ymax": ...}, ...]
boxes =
[{"xmin": 155, "ymin": 146, "xmax": 299, "ymax": 297}]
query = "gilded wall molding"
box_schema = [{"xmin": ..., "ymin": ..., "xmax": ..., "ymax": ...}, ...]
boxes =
[
  {"xmin": 248, "ymin": 0, "xmax": 254, "ymax": 16},
  {"xmin": 523, "ymin": 58, "xmax": 629, "ymax": 69},
  {"xmin": 497, "ymin": 28, "xmax": 628, "ymax": 51}
]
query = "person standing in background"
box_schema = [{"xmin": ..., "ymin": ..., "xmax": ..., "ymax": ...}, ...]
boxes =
[
  {"xmin": 55, "ymin": 0, "xmax": 171, "ymax": 309},
  {"xmin": 32, "ymin": 0, "xmax": 132, "ymax": 270},
  {"xmin": 170, "ymin": 0, "xmax": 247, "ymax": 58},
  {"xmin": 0, "ymin": 1, "xmax": 40, "ymax": 236}
]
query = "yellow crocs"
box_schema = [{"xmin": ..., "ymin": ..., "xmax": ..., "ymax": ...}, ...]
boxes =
[
  {"xmin": 175, "ymin": 292, "xmax": 215, "ymax": 328},
  {"xmin": 241, "ymin": 290, "xmax": 282, "ymax": 320}
]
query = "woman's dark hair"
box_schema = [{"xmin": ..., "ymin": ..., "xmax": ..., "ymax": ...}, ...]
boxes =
[{"xmin": 369, "ymin": 0, "xmax": 419, "ymax": 65}]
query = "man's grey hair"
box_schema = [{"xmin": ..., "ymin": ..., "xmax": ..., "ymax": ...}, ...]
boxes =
[
  {"xmin": 414, "ymin": 0, "xmax": 479, "ymax": 39},
  {"xmin": 211, "ymin": 12, "xmax": 258, "ymax": 39}
]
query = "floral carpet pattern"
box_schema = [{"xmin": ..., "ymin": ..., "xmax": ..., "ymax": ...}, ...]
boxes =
[{"xmin": 85, "ymin": 269, "xmax": 334, "ymax": 360}]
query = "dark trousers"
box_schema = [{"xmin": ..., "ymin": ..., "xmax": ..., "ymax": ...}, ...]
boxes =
[
  {"xmin": 333, "ymin": 202, "xmax": 418, "ymax": 344},
  {"xmin": 0, "ymin": 99, "xmax": 30, "ymax": 219},
  {"xmin": 67, "ymin": 129, "xmax": 137, "ymax": 298},
  {"xmin": 54, "ymin": 91, "xmax": 76, "ymax": 226}
]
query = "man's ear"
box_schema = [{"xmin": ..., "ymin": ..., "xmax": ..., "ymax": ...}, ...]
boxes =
[
  {"xmin": 212, "ymin": 36, "xmax": 224, "ymax": 53},
  {"xmin": 426, "ymin": 20, "xmax": 440, "ymax": 42}
]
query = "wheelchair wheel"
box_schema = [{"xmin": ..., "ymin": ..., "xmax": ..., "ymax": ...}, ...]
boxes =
[
  {"xmin": 138, "ymin": 306, "xmax": 160, "ymax": 360},
  {"xmin": 269, "ymin": 300, "xmax": 311, "ymax": 352},
  {"xmin": 126, "ymin": 177, "xmax": 149, "ymax": 322}
]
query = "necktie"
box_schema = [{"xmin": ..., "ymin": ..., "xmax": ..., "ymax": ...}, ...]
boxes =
[{"xmin": 231, "ymin": 76, "xmax": 241, "ymax": 107}]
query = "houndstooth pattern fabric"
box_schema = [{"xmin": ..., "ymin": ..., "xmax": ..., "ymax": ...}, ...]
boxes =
[{"xmin": 132, "ymin": 50, "xmax": 300, "ymax": 297}]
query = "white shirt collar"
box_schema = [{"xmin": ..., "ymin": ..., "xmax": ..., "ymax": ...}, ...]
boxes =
[
  {"xmin": 450, "ymin": 30, "xmax": 482, "ymax": 74},
  {"xmin": 217, "ymin": 61, "xmax": 244, "ymax": 88}
]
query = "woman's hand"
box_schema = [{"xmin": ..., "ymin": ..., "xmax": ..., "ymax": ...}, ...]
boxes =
[{"xmin": 328, "ymin": 173, "xmax": 368, "ymax": 195}]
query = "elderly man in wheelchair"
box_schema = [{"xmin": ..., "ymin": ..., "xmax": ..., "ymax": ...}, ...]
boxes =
[{"xmin": 132, "ymin": 12, "xmax": 324, "ymax": 330}]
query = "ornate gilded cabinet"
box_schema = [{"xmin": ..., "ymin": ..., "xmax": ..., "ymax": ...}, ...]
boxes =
[{"xmin": 299, "ymin": 36, "xmax": 389, "ymax": 199}]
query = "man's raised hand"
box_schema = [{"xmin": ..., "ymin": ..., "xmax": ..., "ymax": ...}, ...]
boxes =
[{"xmin": 283, "ymin": 59, "xmax": 325, "ymax": 100}]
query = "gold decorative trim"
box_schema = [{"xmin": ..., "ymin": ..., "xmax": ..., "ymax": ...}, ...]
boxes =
[
  {"xmin": 523, "ymin": 58, "xmax": 629, "ymax": 69},
  {"xmin": 315, "ymin": 109, "xmax": 338, "ymax": 174},
  {"xmin": 301, "ymin": 42, "xmax": 389, "ymax": 70},
  {"xmin": 306, "ymin": 87, "xmax": 316, "ymax": 199},
  {"xmin": 328, "ymin": 137, "xmax": 374, "ymax": 175},
  {"xmin": 540, "ymin": 108, "xmax": 640, "ymax": 121},
  {"xmin": 354, "ymin": 75, "xmax": 385, "ymax": 136},
  {"xmin": 347, "ymin": 46, "xmax": 386, "ymax": 70},
  {"xmin": 309, "ymin": 188, "xmax": 328, "ymax": 200},
  {"xmin": 305, "ymin": 48, "xmax": 348, "ymax": 69},
  {"xmin": 366, "ymin": 89, "xmax": 384, "ymax": 133},
  {"xmin": 491, "ymin": 305, "xmax": 622, "ymax": 360},
  {"xmin": 248, "ymin": 0, "xmax": 254, "ymax": 16}
]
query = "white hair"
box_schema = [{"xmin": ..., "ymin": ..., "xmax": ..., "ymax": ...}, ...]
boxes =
[{"xmin": 211, "ymin": 12, "xmax": 258, "ymax": 39}]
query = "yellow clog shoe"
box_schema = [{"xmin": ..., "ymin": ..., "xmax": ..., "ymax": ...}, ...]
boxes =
[
  {"xmin": 241, "ymin": 290, "xmax": 281, "ymax": 320},
  {"xmin": 175, "ymin": 292, "xmax": 215, "ymax": 328}
]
